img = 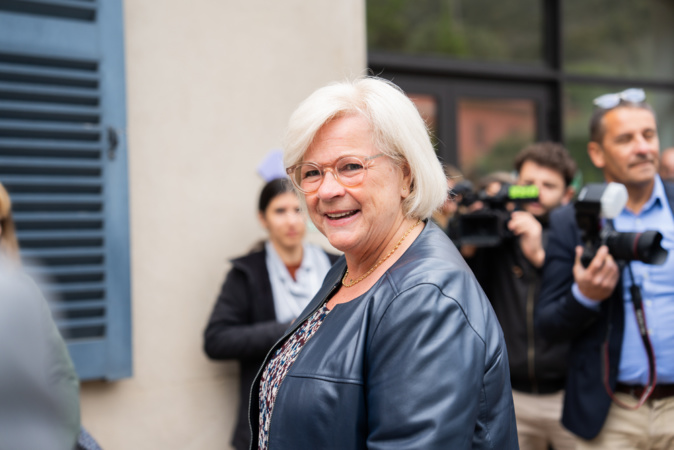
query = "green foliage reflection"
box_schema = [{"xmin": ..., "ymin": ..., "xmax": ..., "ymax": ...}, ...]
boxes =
[{"xmin": 367, "ymin": 0, "xmax": 542, "ymax": 64}]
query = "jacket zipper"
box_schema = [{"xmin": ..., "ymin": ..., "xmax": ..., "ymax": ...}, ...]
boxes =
[
  {"xmin": 526, "ymin": 278, "xmax": 538, "ymax": 393},
  {"xmin": 248, "ymin": 281, "xmax": 341, "ymax": 450}
]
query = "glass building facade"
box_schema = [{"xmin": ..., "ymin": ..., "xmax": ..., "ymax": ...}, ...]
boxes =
[{"xmin": 367, "ymin": 0, "xmax": 674, "ymax": 184}]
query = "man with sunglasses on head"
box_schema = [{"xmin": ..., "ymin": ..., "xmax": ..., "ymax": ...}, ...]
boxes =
[{"xmin": 537, "ymin": 88, "xmax": 674, "ymax": 449}]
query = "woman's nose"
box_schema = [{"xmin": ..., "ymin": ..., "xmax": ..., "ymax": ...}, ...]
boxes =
[{"xmin": 316, "ymin": 169, "xmax": 344, "ymax": 199}]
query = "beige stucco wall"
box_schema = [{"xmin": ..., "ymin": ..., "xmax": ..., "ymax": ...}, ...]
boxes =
[{"xmin": 80, "ymin": 1, "xmax": 366, "ymax": 448}]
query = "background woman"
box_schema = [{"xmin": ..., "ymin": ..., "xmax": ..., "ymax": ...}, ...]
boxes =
[
  {"xmin": 249, "ymin": 77, "xmax": 517, "ymax": 449},
  {"xmin": 203, "ymin": 177, "xmax": 337, "ymax": 450}
]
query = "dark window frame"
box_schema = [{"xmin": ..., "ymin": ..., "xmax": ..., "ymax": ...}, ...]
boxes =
[{"xmin": 368, "ymin": 0, "xmax": 674, "ymax": 164}]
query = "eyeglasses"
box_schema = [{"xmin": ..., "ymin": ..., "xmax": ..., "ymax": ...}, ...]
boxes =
[
  {"xmin": 286, "ymin": 153, "xmax": 385, "ymax": 194},
  {"xmin": 593, "ymin": 88, "xmax": 646, "ymax": 109}
]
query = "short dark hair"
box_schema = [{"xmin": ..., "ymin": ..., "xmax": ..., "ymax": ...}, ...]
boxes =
[
  {"xmin": 514, "ymin": 141, "xmax": 577, "ymax": 187},
  {"xmin": 258, "ymin": 178, "xmax": 295, "ymax": 213},
  {"xmin": 589, "ymin": 101, "xmax": 655, "ymax": 144}
]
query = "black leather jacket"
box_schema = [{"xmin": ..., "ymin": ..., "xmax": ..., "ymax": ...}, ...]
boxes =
[{"xmin": 249, "ymin": 222, "xmax": 518, "ymax": 449}]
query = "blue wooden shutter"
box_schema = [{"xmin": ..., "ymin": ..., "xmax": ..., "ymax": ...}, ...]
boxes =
[{"xmin": 0, "ymin": 0, "xmax": 132, "ymax": 380}]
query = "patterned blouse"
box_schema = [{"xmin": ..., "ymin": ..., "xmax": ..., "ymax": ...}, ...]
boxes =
[{"xmin": 258, "ymin": 304, "xmax": 331, "ymax": 450}]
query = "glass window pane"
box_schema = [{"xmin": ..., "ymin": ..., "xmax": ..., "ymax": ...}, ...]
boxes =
[
  {"xmin": 367, "ymin": 0, "xmax": 543, "ymax": 65},
  {"xmin": 457, "ymin": 98, "xmax": 536, "ymax": 181},
  {"xmin": 563, "ymin": 85, "xmax": 674, "ymax": 184},
  {"xmin": 563, "ymin": 0, "xmax": 674, "ymax": 79},
  {"xmin": 407, "ymin": 93, "xmax": 438, "ymax": 148}
]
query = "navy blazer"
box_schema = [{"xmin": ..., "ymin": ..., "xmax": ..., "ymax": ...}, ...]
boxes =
[
  {"xmin": 536, "ymin": 180, "xmax": 674, "ymax": 440},
  {"xmin": 249, "ymin": 222, "xmax": 518, "ymax": 449}
]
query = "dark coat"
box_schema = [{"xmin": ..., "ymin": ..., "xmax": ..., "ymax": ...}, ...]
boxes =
[
  {"xmin": 536, "ymin": 181, "xmax": 674, "ymax": 440},
  {"xmin": 249, "ymin": 222, "xmax": 518, "ymax": 449},
  {"xmin": 469, "ymin": 227, "xmax": 569, "ymax": 394},
  {"xmin": 203, "ymin": 247, "xmax": 337, "ymax": 450}
]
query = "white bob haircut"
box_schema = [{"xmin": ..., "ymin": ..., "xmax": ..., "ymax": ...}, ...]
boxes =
[{"xmin": 283, "ymin": 76, "xmax": 447, "ymax": 220}]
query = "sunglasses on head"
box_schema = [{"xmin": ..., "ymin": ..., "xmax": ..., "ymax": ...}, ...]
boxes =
[{"xmin": 593, "ymin": 88, "xmax": 646, "ymax": 110}]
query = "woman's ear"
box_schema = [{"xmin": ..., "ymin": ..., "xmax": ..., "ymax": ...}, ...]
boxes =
[{"xmin": 401, "ymin": 163, "xmax": 412, "ymax": 198}]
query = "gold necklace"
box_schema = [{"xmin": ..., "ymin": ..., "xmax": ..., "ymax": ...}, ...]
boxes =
[{"xmin": 341, "ymin": 219, "xmax": 421, "ymax": 288}]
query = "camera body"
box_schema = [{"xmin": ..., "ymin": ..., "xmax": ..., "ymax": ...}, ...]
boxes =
[
  {"xmin": 449, "ymin": 181, "xmax": 539, "ymax": 247},
  {"xmin": 575, "ymin": 183, "xmax": 668, "ymax": 266}
]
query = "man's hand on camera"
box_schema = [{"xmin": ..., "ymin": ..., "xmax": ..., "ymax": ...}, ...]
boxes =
[
  {"xmin": 573, "ymin": 245, "xmax": 619, "ymax": 302},
  {"xmin": 508, "ymin": 211, "xmax": 545, "ymax": 268}
]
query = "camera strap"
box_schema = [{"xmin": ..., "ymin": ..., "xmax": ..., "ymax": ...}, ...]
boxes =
[{"xmin": 602, "ymin": 263, "xmax": 658, "ymax": 409}]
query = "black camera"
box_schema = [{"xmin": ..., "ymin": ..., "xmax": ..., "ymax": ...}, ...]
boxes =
[
  {"xmin": 575, "ymin": 183, "xmax": 668, "ymax": 267},
  {"xmin": 449, "ymin": 181, "xmax": 539, "ymax": 247}
]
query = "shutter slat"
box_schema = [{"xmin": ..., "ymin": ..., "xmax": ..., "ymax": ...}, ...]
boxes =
[
  {"xmin": 0, "ymin": 81, "xmax": 99, "ymax": 105},
  {"xmin": 51, "ymin": 300, "xmax": 105, "ymax": 312},
  {"xmin": 0, "ymin": 119, "xmax": 101, "ymax": 140},
  {"xmin": 0, "ymin": 62, "xmax": 99, "ymax": 88},
  {"xmin": 0, "ymin": 138, "xmax": 102, "ymax": 159},
  {"xmin": 17, "ymin": 229, "xmax": 104, "ymax": 239},
  {"xmin": 14, "ymin": 211, "xmax": 103, "ymax": 221},
  {"xmin": 21, "ymin": 248, "xmax": 105, "ymax": 266},
  {"xmin": 11, "ymin": 192, "xmax": 102, "ymax": 202},
  {"xmin": 0, "ymin": 175, "xmax": 102, "ymax": 191},
  {"xmin": 56, "ymin": 317, "xmax": 106, "ymax": 328},
  {"xmin": 0, "ymin": 0, "xmax": 97, "ymax": 21},
  {"xmin": 0, "ymin": 51, "xmax": 97, "ymax": 72},
  {"xmin": 0, "ymin": 156, "xmax": 101, "ymax": 169},
  {"xmin": 0, "ymin": 100, "xmax": 100, "ymax": 122},
  {"xmin": 21, "ymin": 247, "xmax": 104, "ymax": 258},
  {"xmin": 42, "ymin": 281, "xmax": 105, "ymax": 295},
  {"xmin": 27, "ymin": 264, "xmax": 104, "ymax": 277}
]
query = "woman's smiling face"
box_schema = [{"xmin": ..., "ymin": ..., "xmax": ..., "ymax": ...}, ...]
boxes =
[{"xmin": 302, "ymin": 114, "xmax": 410, "ymax": 259}]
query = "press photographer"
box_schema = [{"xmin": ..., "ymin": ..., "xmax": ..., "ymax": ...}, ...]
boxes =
[
  {"xmin": 536, "ymin": 88, "xmax": 674, "ymax": 448},
  {"xmin": 461, "ymin": 142, "xmax": 577, "ymax": 450}
]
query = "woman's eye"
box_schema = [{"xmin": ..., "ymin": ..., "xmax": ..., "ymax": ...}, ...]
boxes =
[
  {"xmin": 339, "ymin": 163, "xmax": 364, "ymax": 173},
  {"xmin": 302, "ymin": 169, "xmax": 321, "ymax": 179}
]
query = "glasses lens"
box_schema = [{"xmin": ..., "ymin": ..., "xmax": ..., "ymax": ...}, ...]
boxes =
[
  {"xmin": 296, "ymin": 163, "xmax": 322, "ymax": 192},
  {"xmin": 621, "ymin": 88, "xmax": 646, "ymax": 103},
  {"xmin": 593, "ymin": 93, "xmax": 620, "ymax": 109},
  {"xmin": 335, "ymin": 156, "xmax": 366, "ymax": 186}
]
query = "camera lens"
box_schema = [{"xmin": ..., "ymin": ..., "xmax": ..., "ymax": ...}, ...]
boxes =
[{"xmin": 605, "ymin": 230, "xmax": 668, "ymax": 265}]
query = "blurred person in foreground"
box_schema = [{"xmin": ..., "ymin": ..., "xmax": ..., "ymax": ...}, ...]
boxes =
[
  {"xmin": 466, "ymin": 143, "xmax": 577, "ymax": 450},
  {"xmin": 536, "ymin": 88, "xmax": 674, "ymax": 448},
  {"xmin": 203, "ymin": 177, "xmax": 337, "ymax": 450},
  {"xmin": 248, "ymin": 76, "xmax": 517, "ymax": 449},
  {"xmin": 0, "ymin": 181, "xmax": 80, "ymax": 450},
  {"xmin": 0, "ymin": 181, "xmax": 20, "ymax": 264},
  {"xmin": 660, "ymin": 147, "xmax": 674, "ymax": 182}
]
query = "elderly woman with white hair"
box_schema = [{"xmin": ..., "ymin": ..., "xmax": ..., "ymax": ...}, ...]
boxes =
[{"xmin": 249, "ymin": 77, "xmax": 517, "ymax": 449}]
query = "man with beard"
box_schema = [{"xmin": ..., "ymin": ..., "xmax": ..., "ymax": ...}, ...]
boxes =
[{"xmin": 467, "ymin": 142, "xmax": 577, "ymax": 450}]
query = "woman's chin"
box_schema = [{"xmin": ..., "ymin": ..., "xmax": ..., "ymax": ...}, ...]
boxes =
[{"xmin": 324, "ymin": 232, "xmax": 358, "ymax": 254}]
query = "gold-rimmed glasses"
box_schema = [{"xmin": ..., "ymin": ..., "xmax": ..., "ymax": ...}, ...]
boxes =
[{"xmin": 286, "ymin": 153, "xmax": 385, "ymax": 194}]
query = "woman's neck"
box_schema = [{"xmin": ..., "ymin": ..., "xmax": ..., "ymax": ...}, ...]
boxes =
[{"xmin": 270, "ymin": 240, "xmax": 303, "ymax": 267}]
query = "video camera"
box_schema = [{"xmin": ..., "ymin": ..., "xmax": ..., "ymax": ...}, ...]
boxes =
[
  {"xmin": 575, "ymin": 182, "xmax": 668, "ymax": 267},
  {"xmin": 449, "ymin": 181, "xmax": 539, "ymax": 247}
]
